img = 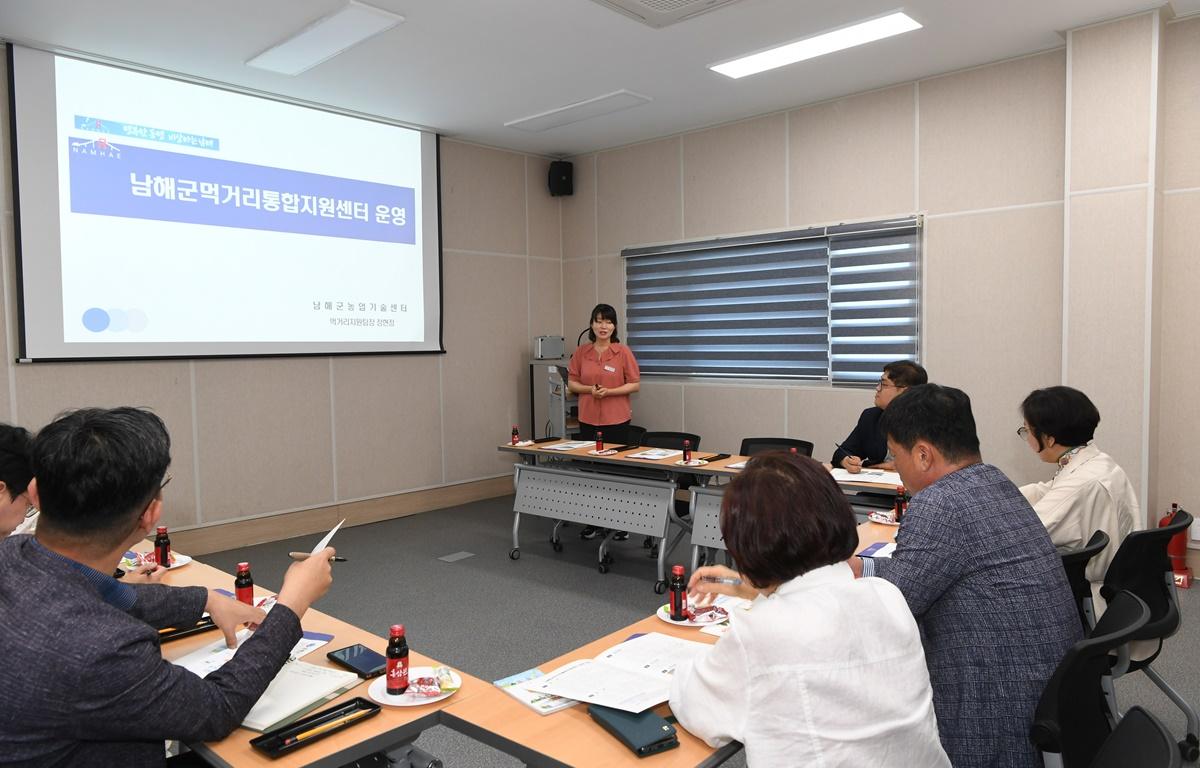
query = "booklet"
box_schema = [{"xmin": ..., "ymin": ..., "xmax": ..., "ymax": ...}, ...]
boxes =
[
  {"xmin": 542, "ymin": 440, "xmax": 593, "ymax": 451},
  {"xmin": 857, "ymin": 541, "xmax": 897, "ymax": 559},
  {"xmin": 627, "ymin": 448, "xmax": 683, "ymax": 460},
  {"xmin": 831, "ymin": 467, "xmax": 903, "ymax": 486},
  {"xmin": 493, "ymin": 668, "xmax": 578, "ymax": 715},
  {"xmin": 520, "ymin": 632, "xmax": 709, "ymax": 713}
]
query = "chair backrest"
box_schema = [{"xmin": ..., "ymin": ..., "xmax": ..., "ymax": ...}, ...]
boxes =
[
  {"xmin": 625, "ymin": 425, "xmax": 647, "ymax": 447},
  {"xmin": 640, "ymin": 431, "xmax": 700, "ymax": 451},
  {"xmin": 1101, "ymin": 509, "xmax": 1191, "ymax": 643},
  {"xmin": 1060, "ymin": 529, "xmax": 1109, "ymax": 631},
  {"xmin": 738, "ymin": 437, "xmax": 814, "ymax": 458},
  {"xmin": 1090, "ymin": 706, "xmax": 1181, "ymax": 768},
  {"xmin": 1031, "ymin": 591, "xmax": 1150, "ymax": 768}
]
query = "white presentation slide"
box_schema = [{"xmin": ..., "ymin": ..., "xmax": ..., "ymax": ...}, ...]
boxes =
[{"xmin": 9, "ymin": 45, "xmax": 443, "ymax": 359}]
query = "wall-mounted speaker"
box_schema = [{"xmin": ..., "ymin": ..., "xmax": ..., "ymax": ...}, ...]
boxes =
[{"xmin": 548, "ymin": 160, "xmax": 573, "ymax": 196}]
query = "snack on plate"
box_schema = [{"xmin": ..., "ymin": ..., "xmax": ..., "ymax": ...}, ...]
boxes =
[
  {"xmin": 685, "ymin": 605, "xmax": 729, "ymax": 624},
  {"xmin": 434, "ymin": 666, "xmax": 460, "ymax": 693},
  {"xmin": 121, "ymin": 550, "xmax": 174, "ymax": 570},
  {"xmin": 408, "ymin": 676, "xmax": 442, "ymax": 697}
]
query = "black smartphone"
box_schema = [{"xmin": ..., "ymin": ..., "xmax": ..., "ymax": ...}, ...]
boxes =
[{"xmin": 327, "ymin": 644, "xmax": 387, "ymax": 679}]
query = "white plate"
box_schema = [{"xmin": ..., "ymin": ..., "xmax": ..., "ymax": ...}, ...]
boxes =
[
  {"xmin": 866, "ymin": 513, "xmax": 901, "ymax": 527},
  {"xmin": 674, "ymin": 459, "xmax": 708, "ymax": 467},
  {"xmin": 121, "ymin": 551, "xmax": 193, "ymax": 570},
  {"xmin": 655, "ymin": 603, "xmax": 729, "ymax": 627},
  {"xmin": 367, "ymin": 667, "xmax": 461, "ymax": 707},
  {"xmin": 588, "ymin": 448, "xmax": 619, "ymax": 456}
]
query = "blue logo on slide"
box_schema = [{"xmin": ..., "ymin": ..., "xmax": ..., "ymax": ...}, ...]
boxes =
[{"xmin": 82, "ymin": 308, "xmax": 110, "ymax": 332}]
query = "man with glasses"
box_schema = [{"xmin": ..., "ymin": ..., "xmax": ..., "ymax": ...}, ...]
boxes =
[
  {"xmin": 831, "ymin": 360, "xmax": 927, "ymax": 473},
  {"xmin": 0, "ymin": 407, "xmax": 337, "ymax": 765}
]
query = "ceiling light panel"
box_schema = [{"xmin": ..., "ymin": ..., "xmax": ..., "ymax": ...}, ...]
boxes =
[
  {"xmin": 711, "ymin": 11, "xmax": 923, "ymax": 79},
  {"xmin": 505, "ymin": 90, "xmax": 653, "ymax": 132},
  {"xmin": 246, "ymin": 1, "xmax": 405, "ymax": 76}
]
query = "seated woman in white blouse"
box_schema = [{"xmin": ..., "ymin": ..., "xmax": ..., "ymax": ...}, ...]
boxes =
[
  {"xmin": 1018, "ymin": 386, "xmax": 1139, "ymax": 614},
  {"xmin": 674, "ymin": 454, "xmax": 948, "ymax": 767}
]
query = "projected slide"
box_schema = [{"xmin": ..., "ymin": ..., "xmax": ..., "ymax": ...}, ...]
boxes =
[{"xmin": 10, "ymin": 46, "xmax": 442, "ymax": 359}]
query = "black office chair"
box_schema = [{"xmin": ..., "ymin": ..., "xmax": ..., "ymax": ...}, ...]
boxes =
[
  {"xmin": 1098, "ymin": 508, "xmax": 1198, "ymax": 761},
  {"xmin": 738, "ymin": 437, "xmax": 814, "ymax": 457},
  {"xmin": 1090, "ymin": 706, "xmax": 1181, "ymax": 768},
  {"xmin": 625, "ymin": 424, "xmax": 647, "ymax": 447},
  {"xmin": 638, "ymin": 432, "xmax": 702, "ymax": 555},
  {"xmin": 1060, "ymin": 530, "xmax": 1110, "ymax": 634},
  {"xmin": 1031, "ymin": 590, "xmax": 1150, "ymax": 768}
]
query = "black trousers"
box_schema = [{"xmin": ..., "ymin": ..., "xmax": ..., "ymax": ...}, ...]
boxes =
[{"xmin": 575, "ymin": 420, "xmax": 631, "ymax": 445}]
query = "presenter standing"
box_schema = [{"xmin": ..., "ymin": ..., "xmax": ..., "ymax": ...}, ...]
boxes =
[{"xmin": 568, "ymin": 303, "xmax": 640, "ymax": 540}]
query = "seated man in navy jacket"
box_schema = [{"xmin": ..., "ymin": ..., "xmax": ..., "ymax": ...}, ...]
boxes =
[
  {"xmin": 0, "ymin": 407, "xmax": 335, "ymax": 766},
  {"xmin": 831, "ymin": 359, "xmax": 927, "ymax": 473}
]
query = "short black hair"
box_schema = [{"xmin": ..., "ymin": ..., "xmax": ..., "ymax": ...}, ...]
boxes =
[
  {"xmin": 0, "ymin": 424, "xmax": 33, "ymax": 501},
  {"xmin": 1021, "ymin": 386, "xmax": 1100, "ymax": 450},
  {"xmin": 883, "ymin": 360, "xmax": 928, "ymax": 388},
  {"xmin": 587, "ymin": 303, "xmax": 620, "ymax": 343},
  {"xmin": 880, "ymin": 383, "xmax": 981, "ymax": 463},
  {"xmin": 720, "ymin": 453, "xmax": 858, "ymax": 589},
  {"xmin": 32, "ymin": 408, "xmax": 170, "ymax": 547}
]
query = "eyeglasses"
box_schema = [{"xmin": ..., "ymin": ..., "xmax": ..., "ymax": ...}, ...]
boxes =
[
  {"xmin": 24, "ymin": 504, "xmax": 38, "ymax": 519},
  {"xmin": 875, "ymin": 379, "xmax": 899, "ymax": 391},
  {"xmin": 1016, "ymin": 426, "xmax": 1029, "ymax": 438},
  {"xmin": 160, "ymin": 472, "xmax": 173, "ymax": 490}
]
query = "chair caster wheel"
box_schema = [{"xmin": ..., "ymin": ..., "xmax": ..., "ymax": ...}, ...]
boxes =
[
  {"xmin": 509, "ymin": 548, "xmax": 520, "ymax": 560},
  {"xmin": 599, "ymin": 563, "xmax": 610, "ymax": 574},
  {"xmin": 551, "ymin": 540, "xmax": 563, "ymax": 553},
  {"xmin": 1180, "ymin": 737, "xmax": 1199, "ymax": 762},
  {"xmin": 643, "ymin": 537, "xmax": 654, "ymax": 549},
  {"xmin": 654, "ymin": 580, "xmax": 667, "ymax": 595},
  {"xmin": 602, "ymin": 553, "xmax": 614, "ymax": 565}
]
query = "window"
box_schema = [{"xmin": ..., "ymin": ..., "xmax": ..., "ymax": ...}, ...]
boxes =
[{"xmin": 623, "ymin": 217, "xmax": 920, "ymax": 385}]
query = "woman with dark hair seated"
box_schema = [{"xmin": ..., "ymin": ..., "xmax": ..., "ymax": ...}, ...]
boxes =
[
  {"xmin": 672, "ymin": 454, "xmax": 948, "ymax": 766},
  {"xmin": 0, "ymin": 424, "xmax": 35, "ymax": 537},
  {"xmin": 1018, "ymin": 386, "xmax": 1138, "ymax": 613}
]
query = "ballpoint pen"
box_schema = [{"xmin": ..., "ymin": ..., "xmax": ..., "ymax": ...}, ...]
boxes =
[
  {"xmin": 700, "ymin": 575, "xmax": 742, "ymax": 586},
  {"xmin": 282, "ymin": 709, "xmax": 374, "ymax": 746},
  {"xmin": 288, "ymin": 552, "xmax": 349, "ymax": 562}
]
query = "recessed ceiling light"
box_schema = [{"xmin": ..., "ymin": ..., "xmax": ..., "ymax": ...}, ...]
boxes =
[
  {"xmin": 505, "ymin": 90, "xmax": 653, "ymax": 132},
  {"xmin": 246, "ymin": 1, "xmax": 405, "ymax": 76},
  {"xmin": 710, "ymin": 11, "xmax": 922, "ymax": 79}
]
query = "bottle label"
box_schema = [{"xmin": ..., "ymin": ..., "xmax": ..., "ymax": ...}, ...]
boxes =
[
  {"xmin": 387, "ymin": 655, "xmax": 409, "ymax": 694},
  {"xmin": 669, "ymin": 587, "xmax": 688, "ymax": 620},
  {"xmin": 236, "ymin": 584, "xmax": 254, "ymax": 605},
  {"xmin": 155, "ymin": 543, "xmax": 171, "ymax": 567}
]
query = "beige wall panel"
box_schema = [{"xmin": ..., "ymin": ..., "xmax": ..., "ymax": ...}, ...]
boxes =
[
  {"xmin": 920, "ymin": 51, "xmax": 1066, "ymax": 214},
  {"xmin": 1070, "ymin": 14, "xmax": 1154, "ymax": 191},
  {"xmin": 332, "ymin": 355, "xmax": 443, "ymax": 500},
  {"xmin": 563, "ymin": 154, "xmax": 597, "ymax": 260},
  {"xmin": 597, "ymin": 138, "xmax": 682, "ymax": 255},
  {"xmin": 786, "ymin": 387, "xmax": 872, "ymax": 464},
  {"xmin": 632, "ymin": 381, "xmax": 684, "ymax": 432},
  {"xmin": 14, "ymin": 361, "xmax": 198, "ymax": 527},
  {"xmin": 529, "ymin": 258, "xmax": 563, "ymax": 339},
  {"xmin": 1066, "ymin": 189, "xmax": 1148, "ymax": 494},
  {"xmin": 441, "ymin": 251, "xmax": 529, "ymax": 481},
  {"xmin": 790, "ymin": 85, "xmax": 916, "ymax": 225},
  {"xmin": 1155, "ymin": 192, "xmax": 1200, "ymax": 520},
  {"xmin": 526, "ymin": 157, "xmax": 562, "ymax": 260},
  {"xmin": 923, "ymin": 206, "xmax": 1064, "ymax": 485},
  {"xmin": 562, "ymin": 257, "xmax": 597, "ymax": 354},
  {"xmin": 0, "ymin": 218, "xmax": 14, "ymax": 422},
  {"xmin": 194, "ymin": 357, "xmax": 333, "ymax": 522},
  {"xmin": 683, "ymin": 114, "xmax": 787, "ymax": 238},
  {"xmin": 1163, "ymin": 18, "xmax": 1200, "ymax": 191},
  {"xmin": 440, "ymin": 140, "xmax": 527, "ymax": 254},
  {"xmin": 596, "ymin": 255, "xmax": 625, "ymax": 332},
  {"xmin": 682, "ymin": 385, "xmax": 785, "ymax": 455}
]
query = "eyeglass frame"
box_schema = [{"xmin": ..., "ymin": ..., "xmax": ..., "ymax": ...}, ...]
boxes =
[
  {"xmin": 1016, "ymin": 425, "xmax": 1030, "ymax": 439},
  {"xmin": 875, "ymin": 378, "xmax": 901, "ymax": 391}
]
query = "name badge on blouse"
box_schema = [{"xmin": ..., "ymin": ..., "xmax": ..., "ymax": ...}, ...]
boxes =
[{"xmin": 604, "ymin": 365, "xmax": 616, "ymax": 372}]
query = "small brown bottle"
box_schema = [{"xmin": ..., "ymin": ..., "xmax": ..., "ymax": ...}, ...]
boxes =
[
  {"xmin": 386, "ymin": 624, "xmax": 409, "ymax": 695},
  {"xmin": 154, "ymin": 526, "xmax": 171, "ymax": 568},
  {"xmin": 235, "ymin": 562, "xmax": 254, "ymax": 605}
]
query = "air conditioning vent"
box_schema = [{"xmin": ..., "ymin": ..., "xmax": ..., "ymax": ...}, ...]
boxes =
[{"xmin": 588, "ymin": 0, "xmax": 745, "ymax": 28}]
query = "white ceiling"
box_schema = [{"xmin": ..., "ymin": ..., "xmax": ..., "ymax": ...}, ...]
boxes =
[{"xmin": 0, "ymin": 0, "xmax": 1183, "ymax": 157}]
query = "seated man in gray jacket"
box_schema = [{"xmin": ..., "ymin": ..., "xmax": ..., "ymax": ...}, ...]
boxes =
[
  {"xmin": 855, "ymin": 384, "xmax": 1082, "ymax": 768},
  {"xmin": 0, "ymin": 407, "xmax": 335, "ymax": 766}
]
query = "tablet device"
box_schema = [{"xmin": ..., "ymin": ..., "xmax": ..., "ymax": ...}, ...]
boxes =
[{"xmin": 588, "ymin": 704, "xmax": 679, "ymax": 757}]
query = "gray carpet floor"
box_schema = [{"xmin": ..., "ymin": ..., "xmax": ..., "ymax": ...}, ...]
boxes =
[{"xmin": 206, "ymin": 496, "xmax": 1200, "ymax": 767}]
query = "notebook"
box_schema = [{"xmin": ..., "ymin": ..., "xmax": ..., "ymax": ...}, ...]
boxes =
[{"xmin": 242, "ymin": 661, "xmax": 360, "ymax": 732}]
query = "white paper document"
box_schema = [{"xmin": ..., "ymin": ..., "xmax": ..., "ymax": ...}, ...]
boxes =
[
  {"xmin": 520, "ymin": 632, "xmax": 709, "ymax": 712},
  {"xmin": 725, "ymin": 460, "xmax": 747, "ymax": 470},
  {"xmin": 628, "ymin": 448, "xmax": 682, "ymax": 460},
  {"xmin": 242, "ymin": 662, "xmax": 359, "ymax": 731},
  {"xmin": 542, "ymin": 440, "xmax": 593, "ymax": 451},
  {"xmin": 311, "ymin": 518, "xmax": 345, "ymax": 554},
  {"xmin": 831, "ymin": 468, "xmax": 904, "ymax": 486},
  {"xmin": 170, "ymin": 630, "xmax": 333, "ymax": 679}
]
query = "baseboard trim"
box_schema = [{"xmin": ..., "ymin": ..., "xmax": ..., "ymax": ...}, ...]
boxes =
[{"xmin": 170, "ymin": 476, "xmax": 514, "ymax": 556}]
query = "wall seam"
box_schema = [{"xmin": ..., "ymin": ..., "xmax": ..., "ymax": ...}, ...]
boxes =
[
  {"xmin": 925, "ymin": 199, "xmax": 1063, "ymax": 220},
  {"xmin": 1069, "ymin": 181, "xmax": 1151, "ymax": 197},
  {"xmin": 328, "ymin": 358, "xmax": 338, "ymax": 502},
  {"xmin": 189, "ymin": 361, "xmax": 202, "ymax": 525},
  {"xmin": 1140, "ymin": 9, "xmax": 1161, "ymax": 516},
  {"xmin": 1062, "ymin": 28, "xmax": 1074, "ymax": 384}
]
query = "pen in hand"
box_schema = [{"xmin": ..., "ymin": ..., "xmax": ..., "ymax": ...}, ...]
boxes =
[
  {"xmin": 288, "ymin": 552, "xmax": 348, "ymax": 562},
  {"xmin": 701, "ymin": 575, "xmax": 742, "ymax": 586}
]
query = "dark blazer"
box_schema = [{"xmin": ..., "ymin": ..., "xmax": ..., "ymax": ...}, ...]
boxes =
[
  {"xmin": 873, "ymin": 463, "xmax": 1082, "ymax": 768},
  {"xmin": 0, "ymin": 535, "xmax": 301, "ymax": 767},
  {"xmin": 832, "ymin": 406, "xmax": 888, "ymax": 467}
]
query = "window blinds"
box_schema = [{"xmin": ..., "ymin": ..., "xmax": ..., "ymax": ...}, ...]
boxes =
[{"xmin": 623, "ymin": 217, "xmax": 920, "ymax": 384}]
